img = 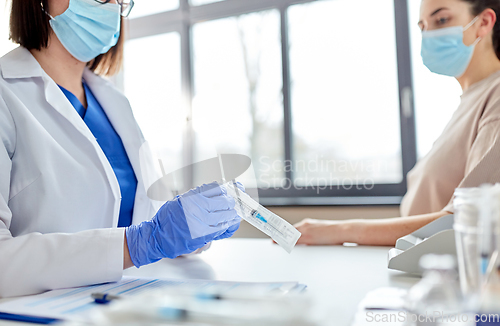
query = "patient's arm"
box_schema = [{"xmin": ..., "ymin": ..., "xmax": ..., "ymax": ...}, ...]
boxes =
[{"xmin": 294, "ymin": 210, "xmax": 451, "ymax": 246}]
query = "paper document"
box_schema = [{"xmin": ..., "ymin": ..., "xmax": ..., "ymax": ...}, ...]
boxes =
[
  {"xmin": 0, "ymin": 276, "xmax": 306, "ymax": 322},
  {"xmin": 351, "ymin": 287, "xmax": 407, "ymax": 326}
]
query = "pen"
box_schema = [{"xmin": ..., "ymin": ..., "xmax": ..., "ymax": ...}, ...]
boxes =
[
  {"xmin": 92, "ymin": 291, "xmax": 227, "ymax": 305},
  {"xmin": 93, "ymin": 292, "xmax": 226, "ymax": 304},
  {"xmin": 91, "ymin": 292, "xmax": 122, "ymax": 304},
  {"xmin": 91, "ymin": 293, "xmax": 189, "ymax": 321}
]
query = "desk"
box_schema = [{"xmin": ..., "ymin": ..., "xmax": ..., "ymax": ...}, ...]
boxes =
[{"xmin": 0, "ymin": 239, "xmax": 420, "ymax": 326}]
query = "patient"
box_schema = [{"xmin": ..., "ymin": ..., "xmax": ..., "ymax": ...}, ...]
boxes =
[{"xmin": 294, "ymin": 0, "xmax": 500, "ymax": 246}]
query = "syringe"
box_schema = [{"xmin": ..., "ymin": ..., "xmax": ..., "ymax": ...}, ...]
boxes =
[
  {"xmin": 249, "ymin": 208, "xmax": 286, "ymax": 238},
  {"xmin": 231, "ymin": 188, "xmax": 286, "ymax": 238},
  {"xmin": 216, "ymin": 155, "xmax": 300, "ymax": 253}
]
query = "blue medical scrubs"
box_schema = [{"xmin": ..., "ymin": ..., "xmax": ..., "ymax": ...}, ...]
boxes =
[{"xmin": 59, "ymin": 83, "xmax": 137, "ymax": 227}]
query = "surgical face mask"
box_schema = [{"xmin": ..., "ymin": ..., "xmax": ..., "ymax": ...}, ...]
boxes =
[
  {"xmin": 46, "ymin": 0, "xmax": 121, "ymax": 62},
  {"xmin": 421, "ymin": 16, "xmax": 481, "ymax": 77}
]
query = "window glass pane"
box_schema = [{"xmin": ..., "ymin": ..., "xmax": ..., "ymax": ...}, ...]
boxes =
[
  {"xmin": 190, "ymin": 0, "xmax": 224, "ymax": 6},
  {"xmin": 124, "ymin": 33, "xmax": 184, "ymax": 176},
  {"xmin": 129, "ymin": 0, "xmax": 179, "ymax": 18},
  {"xmin": 408, "ymin": 0, "xmax": 462, "ymax": 158},
  {"xmin": 289, "ymin": 0, "xmax": 402, "ymax": 187},
  {"xmin": 192, "ymin": 10, "xmax": 284, "ymax": 188},
  {"xmin": 0, "ymin": 2, "xmax": 16, "ymax": 57}
]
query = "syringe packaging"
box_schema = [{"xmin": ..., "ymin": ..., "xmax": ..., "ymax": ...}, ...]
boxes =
[{"xmin": 224, "ymin": 182, "xmax": 301, "ymax": 253}]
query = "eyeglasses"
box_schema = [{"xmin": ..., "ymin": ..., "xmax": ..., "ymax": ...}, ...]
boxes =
[{"xmin": 95, "ymin": 0, "xmax": 134, "ymax": 17}]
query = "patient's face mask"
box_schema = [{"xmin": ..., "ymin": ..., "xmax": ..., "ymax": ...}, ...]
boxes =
[
  {"xmin": 421, "ymin": 16, "xmax": 481, "ymax": 77},
  {"xmin": 44, "ymin": 0, "xmax": 121, "ymax": 63}
]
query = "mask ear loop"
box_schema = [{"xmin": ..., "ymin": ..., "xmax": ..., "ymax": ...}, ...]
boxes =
[
  {"xmin": 40, "ymin": 2, "xmax": 55, "ymax": 20},
  {"xmin": 464, "ymin": 15, "xmax": 480, "ymax": 31},
  {"xmin": 464, "ymin": 15, "xmax": 482, "ymax": 46}
]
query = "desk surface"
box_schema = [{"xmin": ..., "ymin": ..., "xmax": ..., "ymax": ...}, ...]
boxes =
[{"xmin": 0, "ymin": 239, "xmax": 420, "ymax": 326}]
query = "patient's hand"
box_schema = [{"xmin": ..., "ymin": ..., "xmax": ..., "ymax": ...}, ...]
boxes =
[
  {"xmin": 293, "ymin": 218, "xmax": 355, "ymax": 245},
  {"xmin": 293, "ymin": 211, "xmax": 451, "ymax": 246}
]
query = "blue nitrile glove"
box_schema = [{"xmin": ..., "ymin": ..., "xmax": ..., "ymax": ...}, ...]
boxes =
[{"xmin": 126, "ymin": 182, "xmax": 243, "ymax": 268}]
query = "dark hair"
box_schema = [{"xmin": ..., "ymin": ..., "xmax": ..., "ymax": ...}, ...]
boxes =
[
  {"xmin": 461, "ymin": 0, "xmax": 500, "ymax": 60},
  {"xmin": 8, "ymin": 0, "xmax": 124, "ymax": 76}
]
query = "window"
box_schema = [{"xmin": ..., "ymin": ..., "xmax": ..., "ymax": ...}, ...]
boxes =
[
  {"xmin": 288, "ymin": 0, "xmax": 402, "ymax": 187},
  {"xmin": 123, "ymin": 33, "xmax": 184, "ymax": 177},
  {"xmin": 190, "ymin": 0, "xmax": 224, "ymax": 6},
  {"xmin": 125, "ymin": 0, "xmax": 418, "ymax": 205},
  {"xmin": 192, "ymin": 10, "xmax": 284, "ymax": 188},
  {"xmin": 128, "ymin": 0, "xmax": 179, "ymax": 18}
]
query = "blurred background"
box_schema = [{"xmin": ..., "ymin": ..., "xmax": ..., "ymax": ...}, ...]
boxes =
[{"xmin": 0, "ymin": 0, "xmax": 463, "ymax": 237}]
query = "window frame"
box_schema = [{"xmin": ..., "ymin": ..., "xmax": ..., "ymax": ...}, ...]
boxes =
[{"xmin": 126, "ymin": 0, "xmax": 416, "ymax": 206}]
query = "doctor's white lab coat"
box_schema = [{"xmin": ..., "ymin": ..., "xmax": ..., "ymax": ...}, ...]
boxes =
[{"xmin": 0, "ymin": 47, "xmax": 160, "ymax": 298}]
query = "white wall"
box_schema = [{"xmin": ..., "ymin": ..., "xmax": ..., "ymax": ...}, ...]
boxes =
[{"xmin": 0, "ymin": 0, "xmax": 17, "ymax": 57}]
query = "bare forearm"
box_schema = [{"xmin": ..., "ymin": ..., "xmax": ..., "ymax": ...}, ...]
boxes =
[
  {"xmin": 123, "ymin": 231, "xmax": 134, "ymax": 269},
  {"xmin": 350, "ymin": 211, "xmax": 451, "ymax": 246}
]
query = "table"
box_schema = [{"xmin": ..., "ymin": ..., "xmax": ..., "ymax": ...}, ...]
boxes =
[{"xmin": 0, "ymin": 239, "xmax": 421, "ymax": 326}]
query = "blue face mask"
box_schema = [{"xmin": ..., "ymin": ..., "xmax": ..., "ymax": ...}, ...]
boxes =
[
  {"xmin": 46, "ymin": 0, "xmax": 121, "ymax": 62},
  {"xmin": 421, "ymin": 16, "xmax": 481, "ymax": 77}
]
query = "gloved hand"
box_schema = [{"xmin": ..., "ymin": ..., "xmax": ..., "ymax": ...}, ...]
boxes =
[{"xmin": 126, "ymin": 181, "xmax": 243, "ymax": 268}]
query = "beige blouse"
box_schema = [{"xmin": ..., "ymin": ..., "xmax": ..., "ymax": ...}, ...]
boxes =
[{"xmin": 400, "ymin": 70, "xmax": 500, "ymax": 217}]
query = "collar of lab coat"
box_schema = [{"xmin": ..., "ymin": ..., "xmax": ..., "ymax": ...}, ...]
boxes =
[
  {"xmin": 0, "ymin": 47, "xmax": 45, "ymax": 79},
  {"xmin": 1, "ymin": 48, "xmax": 145, "ymax": 153},
  {"xmin": 0, "ymin": 48, "xmax": 108, "ymax": 152}
]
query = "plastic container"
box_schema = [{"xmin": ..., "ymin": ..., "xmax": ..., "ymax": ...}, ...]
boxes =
[
  {"xmin": 404, "ymin": 254, "xmax": 463, "ymax": 326},
  {"xmin": 453, "ymin": 188, "xmax": 483, "ymax": 296},
  {"xmin": 453, "ymin": 185, "xmax": 500, "ymax": 298}
]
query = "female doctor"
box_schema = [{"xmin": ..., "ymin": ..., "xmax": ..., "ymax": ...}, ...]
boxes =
[
  {"xmin": 294, "ymin": 0, "xmax": 500, "ymax": 246},
  {"xmin": 0, "ymin": 0, "xmax": 242, "ymax": 297}
]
